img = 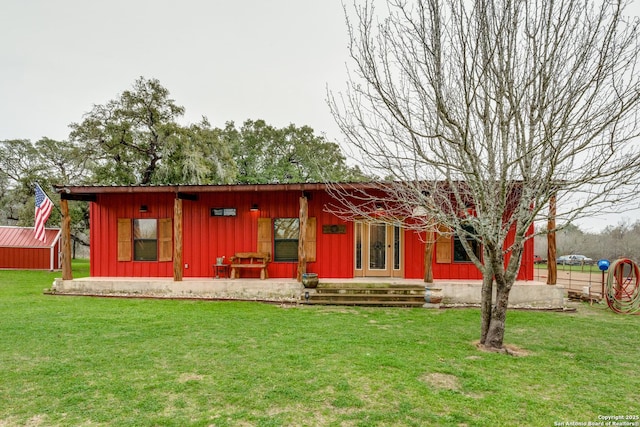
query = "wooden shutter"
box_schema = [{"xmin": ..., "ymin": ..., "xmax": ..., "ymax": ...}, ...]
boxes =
[
  {"xmin": 435, "ymin": 226, "xmax": 452, "ymax": 264},
  {"xmin": 117, "ymin": 218, "xmax": 132, "ymax": 261},
  {"xmin": 158, "ymin": 218, "xmax": 173, "ymax": 262},
  {"xmin": 257, "ymin": 218, "xmax": 272, "ymax": 257},
  {"xmin": 304, "ymin": 217, "xmax": 317, "ymax": 262}
]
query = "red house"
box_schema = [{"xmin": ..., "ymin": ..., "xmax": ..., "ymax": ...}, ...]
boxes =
[
  {"xmin": 54, "ymin": 183, "xmax": 534, "ymax": 282},
  {"xmin": 0, "ymin": 226, "xmax": 61, "ymax": 271}
]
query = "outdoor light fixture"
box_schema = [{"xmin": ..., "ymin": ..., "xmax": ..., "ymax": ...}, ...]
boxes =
[
  {"xmin": 139, "ymin": 205, "xmax": 148, "ymax": 213},
  {"xmin": 250, "ymin": 204, "xmax": 259, "ymax": 211},
  {"xmin": 304, "ymin": 291, "xmax": 310, "ymax": 302}
]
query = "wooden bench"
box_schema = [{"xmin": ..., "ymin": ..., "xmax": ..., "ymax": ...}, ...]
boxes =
[{"xmin": 229, "ymin": 252, "xmax": 270, "ymax": 280}]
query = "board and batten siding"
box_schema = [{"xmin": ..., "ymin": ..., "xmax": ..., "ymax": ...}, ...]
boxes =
[{"xmin": 86, "ymin": 187, "xmax": 533, "ymax": 281}]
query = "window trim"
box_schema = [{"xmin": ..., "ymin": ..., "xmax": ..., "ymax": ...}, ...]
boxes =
[
  {"xmin": 273, "ymin": 218, "xmax": 300, "ymax": 262},
  {"xmin": 133, "ymin": 218, "xmax": 158, "ymax": 261}
]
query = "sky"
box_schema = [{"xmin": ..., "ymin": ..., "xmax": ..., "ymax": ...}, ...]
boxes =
[
  {"xmin": 2, "ymin": 0, "xmax": 640, "ymax": 232},
  {"xmin": 0, "ymin": 0, "xmax": 350, "ymax": 143}
]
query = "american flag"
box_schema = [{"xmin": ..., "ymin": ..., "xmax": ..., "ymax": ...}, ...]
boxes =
[{"xmin": 34, "ymin": 183, "xmax": 53, "ymax": 242}]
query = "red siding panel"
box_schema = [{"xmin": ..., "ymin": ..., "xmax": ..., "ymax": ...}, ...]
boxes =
[
  {"xmin": 90, "ymin": 193, "xmax": 174, "ymax": 277},
  {"xmin": 309, "ymin": 192, "xmax": 353, "ymax": 278},
  {"xmin": 402, "ymin": 226, "xmax": 534, "ymax": 280},
  {"xmin": 87, "ymin": 188, "xmax": 534, "ymax": 280}
]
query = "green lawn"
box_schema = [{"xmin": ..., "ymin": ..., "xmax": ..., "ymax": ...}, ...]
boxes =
[{"xmin": 1, "ymin": 261, "xmax": 639, "ymax": 426}]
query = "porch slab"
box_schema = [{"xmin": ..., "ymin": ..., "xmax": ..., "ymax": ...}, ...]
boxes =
[
  {"xmin": 52, "ymin": 277, "xmax": 303, "ymax": 303},
  {"xmin": 437, "ymin": 280, "xmax": 566, "ymax": 308},
  {"xmin": 51, "ymin": 277, "xmax": 566, "ymax": 308}
]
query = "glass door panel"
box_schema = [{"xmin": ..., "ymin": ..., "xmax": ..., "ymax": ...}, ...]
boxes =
[{"xmin": 369, "ymin": 223, "xmax": 387, "ymax": 270}]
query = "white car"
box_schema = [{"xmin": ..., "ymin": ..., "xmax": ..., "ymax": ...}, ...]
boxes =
[{"xmin": 556, "ymin": 254, "xmax": 593, "ymax": 265}]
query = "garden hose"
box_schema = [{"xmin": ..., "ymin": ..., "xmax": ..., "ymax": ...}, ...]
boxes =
[{"xmin": 605, "ymin": 258, "xmax": 640, "ymax": 315}]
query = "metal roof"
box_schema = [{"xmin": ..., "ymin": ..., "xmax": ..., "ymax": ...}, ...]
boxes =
[
  {"xmin": 53, "ymin": 182, "xmax": 349, "ymax": 194},
  {"xmin": 0, "ymin": 226, "xmax": 61, "ymax": 248},
  {"xmin": 51, "ymin": 182, "xmax": 382, "ymax": 201}
]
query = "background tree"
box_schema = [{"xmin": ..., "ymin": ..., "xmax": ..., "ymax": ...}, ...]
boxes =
[
  {"xmin": 0, "ymin": 138, "xmax": 90, "ymax": 254},
  {"xmin": 330, "ymin": 0, "xmax": 640, "ymax": 350},
  {"xmin": 69, "ymin": 77, "xmax": 237, "ymax": 185},
  {"xmin": 535, "ymin": 220, "xmax": 640, "ymax": 263},
  {"xmin": 226, "ymin": 119, "xmax": 368, "ymax": 184},
  {"xmin": 154, "ymin": 117, "xmax": 237, "ymax": 185},
  {"xmin": 0, "ymin": 139, "xmax": 42, "ymax": 223}
]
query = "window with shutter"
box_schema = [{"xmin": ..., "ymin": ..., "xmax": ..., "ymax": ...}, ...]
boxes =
[
  {"xmin": 304, "ymin": 217, "xmax": 317, "ymax": 262},
  {"xmin": 158, "ymin": 218, "xmax": 173, "ymax": 262},
  {"xmin": 435, "ymin": 227, "xmax": 452, "ymax": 264},
  {"xmin": 117, "ymin": 218, "xmax": 132, "ymax": 261},
  {"xmin": 257, "ymin": 217, "xmax": 272, "ymax": 256}
]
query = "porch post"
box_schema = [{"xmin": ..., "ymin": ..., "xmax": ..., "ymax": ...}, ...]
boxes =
[
  {"xmin": 60, "ymin": 198, "xmax": 73, "ymax": 280},
  {"xmin": 297, "ymin": 195, "xmax": 308, "ymax": 282},
  {"xmin": 547, "ymin": 193, "xmax": 557, "ymax": 285},
  {"xmin": 173, "ymin": 197, "xmax": 183, "ymax": 281},
  {"xmin": 424, "ymin": 228, "xmax": 434, "ymax": 283}
]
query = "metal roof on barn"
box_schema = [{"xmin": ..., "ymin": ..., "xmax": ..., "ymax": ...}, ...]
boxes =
[{"xmin": 0, "ymin": 226, "xmax": 61, "ymax": 248}]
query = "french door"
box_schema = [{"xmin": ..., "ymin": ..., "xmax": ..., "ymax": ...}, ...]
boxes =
[{"xmin": 354, "ymin": 222, "xmax": 403, "ymax": 277}]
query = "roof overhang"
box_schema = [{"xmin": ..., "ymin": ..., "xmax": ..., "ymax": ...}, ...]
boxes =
[{"xmin": 52, "ymin": 182, "xmax": 382, "ymax": 199}]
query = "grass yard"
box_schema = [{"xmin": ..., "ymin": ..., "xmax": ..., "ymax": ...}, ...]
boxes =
[
  {"xmin": 535, "ymin": 263, "xmax": 603, "ymax": 273},
  {"xmin": 1, "ymin": 262, "xmax": 639, "ymax": 426}
]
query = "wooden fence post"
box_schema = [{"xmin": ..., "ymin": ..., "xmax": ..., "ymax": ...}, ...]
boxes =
[
  {"xmin": 60, "ymin": 198, "xmax": 73, "ymax": 280},
  {"xmin": 547, "ymin": 193, "xmax": 557, "ymax": 285},
  {"xmin": 173, "ymin": 198, "xmax": 183, "ymax": 281},
  {"xmin": 424, "ymin": 228, "xmax": 434, "ymax": 283},
  {"xmin": 297, "ymin": 196, "xmax": 308, "ymax": 282}
]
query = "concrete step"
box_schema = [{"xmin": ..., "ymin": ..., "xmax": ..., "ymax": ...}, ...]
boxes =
[
  {"xmin": 301, "ymin": 283, "xmax": 439, "ymax": 307},
  {"xmin": 313, "ymin": 287, "xmax": 425, "ymax": 295},
  {"xmin": 302, "ymin": 299, "xmax": 426, "ymax": 307}
]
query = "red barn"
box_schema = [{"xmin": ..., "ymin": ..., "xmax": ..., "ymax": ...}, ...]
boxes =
[
  {"xmin": 55, "ymin": 183, "xmax": 534, "ymax": 282},
  {"xmin": 0, "ymin": 226, "xmax": 61, "ymax": 270}
]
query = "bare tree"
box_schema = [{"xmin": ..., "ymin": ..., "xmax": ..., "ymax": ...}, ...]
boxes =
[{"xmin": 329, "ymin": 0, "xmax": 640, "ymax": 350}]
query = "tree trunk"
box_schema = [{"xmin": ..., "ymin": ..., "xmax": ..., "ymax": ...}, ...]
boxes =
[
  {"xmin": 483, "ymin": 283, "xmax": 510, "ymax": 349},
  {"xmin": 480, "ymin": 273, "xmax": 493, "ymax": 344}
]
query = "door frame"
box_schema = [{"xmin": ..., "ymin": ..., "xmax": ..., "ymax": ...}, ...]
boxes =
[{"xmin": 354, "ymin": 221, "xmax": 404, "ymax": 278}]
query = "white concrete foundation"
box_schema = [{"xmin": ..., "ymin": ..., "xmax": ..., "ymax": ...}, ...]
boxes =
[
  {"xmin": 438, "ymin": 281, "xmax": 566, "ymax": 308},
  {"xmin": 52, "ymin": 277, "xmax": 303, "ymax": 303},
  {"xmin": 50, "ymin": 277, "xmax": 566, "ymax": 308}
]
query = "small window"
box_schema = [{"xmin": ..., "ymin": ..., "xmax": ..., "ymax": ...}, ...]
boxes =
[
  {"xmin": 134, "ymin": 219, "xmax": 158, "ymax": 261},
  {"xmin": 274, "ymin": 218, "xmax": 299, "ymax": 262},
  {"xmin": 453, "ymin": 225, "xmax": 481, "ymax": 263}
]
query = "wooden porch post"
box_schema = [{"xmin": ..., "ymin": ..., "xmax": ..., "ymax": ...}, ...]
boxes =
[
  {"xmin": 60, "ymin": 198, "xmax": 73, "ymax": 280},
  {"xmin": 297, "ymin": 196, "xmax": 308, "ymax": 282},
  {"xmin": 547, "ymin": 193, "xmax": 557, "ymax": 285},
  {"xmin": 424, "ymin": 228, "xmax": 434, "ymax": 283},
  {"xmin": 173, "ymin": 197, "xmax": 183, "ymax": 282}
]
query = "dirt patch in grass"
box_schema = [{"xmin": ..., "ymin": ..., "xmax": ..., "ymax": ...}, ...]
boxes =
[
  {"xmin": 421, "ymin": 373, "xmax": 461, "ymax": 391},
  {"xmin": 0, "ymin": 414, "xmax": 49, "ymax": 427},
  {"xmin": 177, "ymin": 373, "xmax": 204, "ymax": 383}
]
